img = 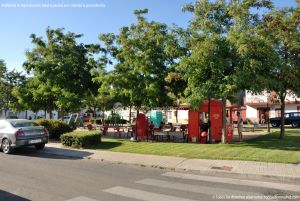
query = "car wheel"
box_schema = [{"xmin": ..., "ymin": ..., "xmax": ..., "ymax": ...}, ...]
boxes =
[
  {"xmin": 291, "ymin": 121, "xmax": 299, "ymax": 128},
  {"xmin": 271, "ymin": 122, "xmax": 279, "ymax": 127},
  {"xmin": 2, "ymin": 139, "xmax": 13, "ymax": 154},
  {"xmin": 35, "ymin": 143, "xmax": 45, "ymax": 150}
]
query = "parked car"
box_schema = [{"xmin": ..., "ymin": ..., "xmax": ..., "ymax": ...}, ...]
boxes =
[
  {"xmin": 0, "ymin": 119, "xmax": 49, "ymax": 154},
  {"xmin": 63, "ymin": 116, "xmax": 70, "ymax": 123},
  {"xmin": 269, "ymin": 112, "xmax": 300, "ymax": 128},
  {"xmin": 6, "ymin": 115, "xmax": 18, "ymax": 119},
  {"xmin": 82, "ymin": 115, "xmax": 90, "ymax": 122}
]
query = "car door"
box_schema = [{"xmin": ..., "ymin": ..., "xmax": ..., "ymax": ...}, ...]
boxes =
[{"xmin": 285, "ymin": 113, "xmax": 292, "ymax": 125}]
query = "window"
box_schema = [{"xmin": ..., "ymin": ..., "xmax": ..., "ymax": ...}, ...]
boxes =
[
  {"xmin": 167, "ymin": 111, "xmax": 172, "ymax": 120},
  {"xmin": 10, "ymin": 121, "xmax": 39, "ymax": 128},
  {"xmin": 294, "ymin": 113, "xmax": 300, "ymax": 117}
]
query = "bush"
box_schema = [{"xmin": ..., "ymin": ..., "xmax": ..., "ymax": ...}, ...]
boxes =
[
  {"xmin": 61, "ymin": 131, "xmax": 101, "ymax": 148},
  {"xmin": 104, "ymin": 118, "xmax": 128, "ymax": 125},
  {"xmin": 36, "ymin": 119, "xmax": 74, "ymax": 140},
  {"xmin": 90, "ymin": 119, "xmax": 102, "ymax": 125}
]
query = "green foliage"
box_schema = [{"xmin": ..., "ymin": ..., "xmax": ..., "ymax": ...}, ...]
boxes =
[
  {"xmin": 0, "ymin": 60, "xmax": 27, "ymax": 114},
  {"xmin": 235, "ymin": 5, "xmax": 300, "ymax": 138},
  {"xmin": 22, "ymin": 27, "xmax": 100, "ymax": 113},
  {"xmin": 36, "ymin": 119, "xmax": 74, "ymax": 139},
  {"xmin": 96, "ymin": 9, "xmax": 185, "ymax": 111},
  {"xmin": 181, "ymin": 0, "xmax": 272, "ymax": 109},
  {"xmin": 13, "ymin": 77, "xmax": 56, "ymax": 115},
  {"xmin": 61, "ymin": 131, "xmax": 101, "ymax": 148}
]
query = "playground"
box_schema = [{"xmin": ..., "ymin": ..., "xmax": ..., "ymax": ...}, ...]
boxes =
[{"xmin": 72, "ymin": 100, "xmax": 264, "ymax": 144}]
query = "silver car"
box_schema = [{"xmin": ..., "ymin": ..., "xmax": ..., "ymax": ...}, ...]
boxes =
[{"xmin": 0, "ymin": 119, "xmax": 49, "ymax": 154}]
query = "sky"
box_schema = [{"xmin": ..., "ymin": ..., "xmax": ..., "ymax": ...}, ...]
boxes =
[{"xmin": 0, "ymin": 0, "xmax": 297, "ymax": 72}]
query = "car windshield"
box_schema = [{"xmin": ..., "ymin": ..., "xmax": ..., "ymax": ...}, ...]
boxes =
[{"xmin": 10, "ymin": 121, "xmax": 40, "ymax": 128}]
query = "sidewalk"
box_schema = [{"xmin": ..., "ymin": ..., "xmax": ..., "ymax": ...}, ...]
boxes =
[{"xmin": 44, "ymin": 142, "xmax": 300, "ymax": 184}]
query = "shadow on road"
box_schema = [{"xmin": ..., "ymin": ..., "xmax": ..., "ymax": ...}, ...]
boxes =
[
  {"xmin": 0, "ymin": 189, "xmax": 30, "ymax": 201},
  {"xmin": 11, "ymin": 146, "xmax": 93, "ymax": 160}
]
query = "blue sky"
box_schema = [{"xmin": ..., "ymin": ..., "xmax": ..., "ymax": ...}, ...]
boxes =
[{"xmin": 0, "ymin": 0, "xmax": 297, "ymax": 72}]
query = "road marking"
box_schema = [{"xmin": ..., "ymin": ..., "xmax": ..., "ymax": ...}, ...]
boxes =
[
  {"xmin": 65, "ymin": 196, "xmax": 98, "ymax": 201},
  {"xmin": 136, "ymin": 178, "xmax": 262, "ymax": 197},
  {"xmin": 162, "ymin": 172, "xmax": 300, "ymax": 192},
  {"xmin": 103, "ymin": 186, "xmax": 197, "ymax": 201}
]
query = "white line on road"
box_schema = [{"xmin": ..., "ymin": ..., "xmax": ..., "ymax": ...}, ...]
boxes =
[
  {"xmin": 65, "ymin": 196, "xmax": 98, "ymax": 201},
  {"xmin": 136, "ymin": 178, "xmax": 263, "ymax": 198},
  {"xmin": 103, "ymin": 186, "xmax": 198, "ymax": 201},
  {"xmin": 162, "ymin": 172, "xmax": 300, "ymax": 192}
]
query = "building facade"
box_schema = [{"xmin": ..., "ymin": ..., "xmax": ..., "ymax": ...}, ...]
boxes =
[{"xmin": 245, "ymin": 91, "xmax": 300, "ymax": 123}]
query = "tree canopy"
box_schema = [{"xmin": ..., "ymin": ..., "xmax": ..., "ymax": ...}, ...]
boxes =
[
  {"xmin": 20, "ymin": 27, "xmax": 100, "ymax": 117},
  {"xmin": 96, "ymin": 9, "xmax": 186, "ymax": 113}
]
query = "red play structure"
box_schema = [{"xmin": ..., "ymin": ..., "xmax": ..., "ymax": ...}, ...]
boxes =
[
  {"xmin": 136, "ymin": 113, "xmax": 149, "ymax": 141},
  {"xmin": 188, "ymin": 100, "xmax": 242, "ymax": 143}
]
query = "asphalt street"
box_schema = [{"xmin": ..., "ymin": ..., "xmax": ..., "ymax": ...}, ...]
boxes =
[{"xmin": 0, "ymin": 147, "xmax": 299, "ymax": 201}]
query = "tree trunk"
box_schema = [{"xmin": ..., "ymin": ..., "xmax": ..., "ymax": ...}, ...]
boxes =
[
  {"xmin": 61, "ymin": 109, "xmax": 65, "ymax": 121},
  {"xmin": 129, "ymin": 105, "xmax": 132, "ymax": 124},
  {"xmin": 94, "ymin": 107, "xmax": 96, "ymax": 118},
  {"xmin": 176, "ymin": 107, "xmax": 178, "ymax": 124},
  {"xmin": 222, "ymin": 98, "xmax": 227, "ymax": 143},
  {"xmin": 135, "ymin": 107, "xmax": 139, "ymax": 141},
  {"xmin": 280, "ymin": 95, "xmax": 286, "ymax": 139},
  {"xmin": 49, "ymin": 110, "xmax": 53, "ymax": 119},
  {"xmin": 102, "ymin": 110, "xmax": 105, "ymax": 125}
]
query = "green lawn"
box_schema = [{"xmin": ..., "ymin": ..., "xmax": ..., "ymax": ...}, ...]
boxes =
[{"xmin": 91, "ymin": 129, "xmax": 300, "ymax": 164}]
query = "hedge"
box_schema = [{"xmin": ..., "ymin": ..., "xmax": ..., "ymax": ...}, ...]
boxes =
[
  {"xmin": 61, "ymin": 131, "xmax": 101, "ymax": 148},
  {"xmin": 90, "ymin": 118, "xmax": 128, "ymax": 125},
  {"xmin": 36, "ymin": 119, "xmax": 74, "ymax": 140}
]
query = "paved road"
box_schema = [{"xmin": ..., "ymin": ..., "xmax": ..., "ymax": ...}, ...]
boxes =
[{"xmin": 1, "ymin": 147, "xmax": 299, "ymax": 201}]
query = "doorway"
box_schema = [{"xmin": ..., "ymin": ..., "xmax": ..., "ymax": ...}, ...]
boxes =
[{"xmin": 257, "ymin": 108, "xmax": 269, "ymax": 124}]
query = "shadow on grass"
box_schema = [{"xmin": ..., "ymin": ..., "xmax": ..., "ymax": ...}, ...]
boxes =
[
  {"xmin": 0, "ymin": 189, "xmax": 30, "ymax": 201},
  {"xmin": 89, "ymin": 141, "xmax": 123, "ymax": 150},
  {"xmin": 233, "ymin": 131, "xmax": 300, "ymax": 151}
]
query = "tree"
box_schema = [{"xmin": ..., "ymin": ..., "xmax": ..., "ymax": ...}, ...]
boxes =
[
  {"xmin": 181, "ymin": 0, "xmax": 272, "ymax": 143},
  {"xmin": 165, "ymin": 27, "xmax": 189, "ymax": 123},
  {"xmin": 23, "ymin": 27, "xmax": 99, "ymax": 118},
  {"xmin": 254, "ymin": 7, "xmax": 300, "ymax": 138},
  {"xmin": 98, "ymin": 9, "xmax": 184, "ymax": 115},
  {"xmin": 0, "ymin": 60, "xmax": 27, "ymax": 116},
  {"xmin": 12, "ymin": 77, "xmax": 46, "ymax": 115},
  {"xmin": 265, "ymin": 7, "xmax": 300, "ymax": 138}
]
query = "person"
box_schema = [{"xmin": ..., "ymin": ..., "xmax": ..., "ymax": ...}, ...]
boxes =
[
  {"xmin": 149, "ymin": 121, "xmax": 155, "ymax": 130},
  {"xmin": 226, "ymin": 113, "xmax": 231, "ymax": 124},
  {"xmin": 159, "ymin": 121, "xmax": 165, "ymax": 130},
  {"xmin": 237, "ymin": 112, "xmax": 243, "ymax": 141},
  {"xmin": 260, "ymin": 114, "xmax": 266, "ymax": 124}
]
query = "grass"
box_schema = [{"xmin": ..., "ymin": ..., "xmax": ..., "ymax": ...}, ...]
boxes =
[{"xmin": 89, "ymin": 129, "xmax": 300, "ymax": 164}]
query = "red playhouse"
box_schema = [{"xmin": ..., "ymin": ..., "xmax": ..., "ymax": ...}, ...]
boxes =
[
  {"xmin": 188, "ymin": 100, "xmax": 243, "ymax": 143},
  {"xmin": 136, "ymin": 113, "xmax": 149, "ymax": 141}
]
